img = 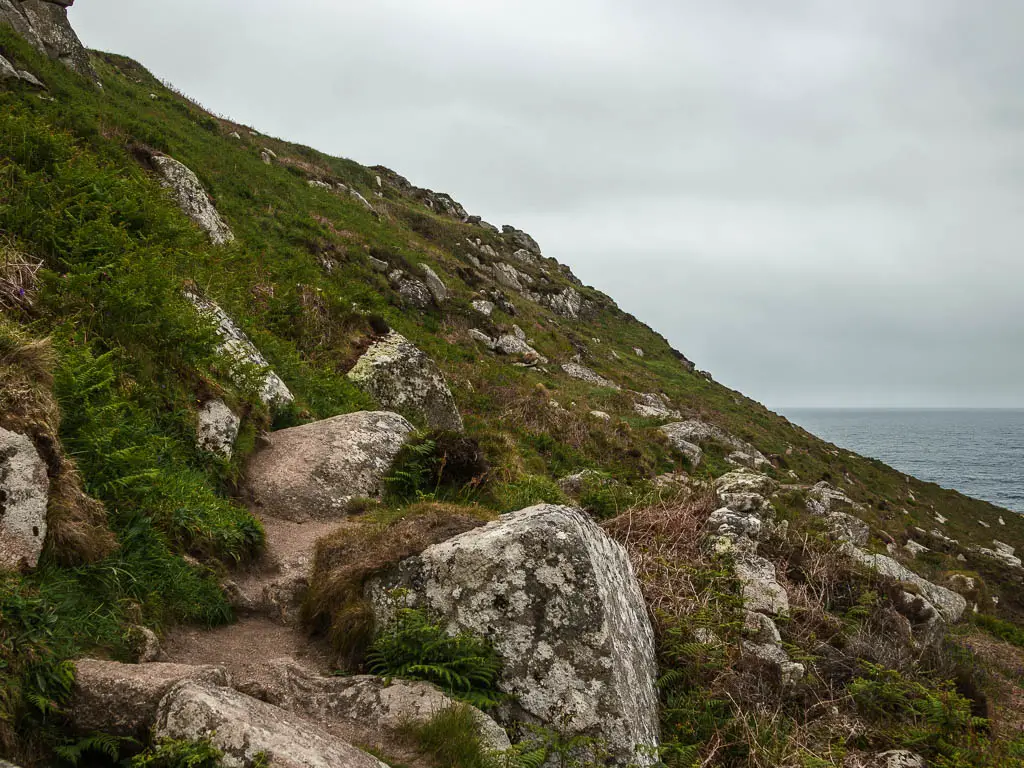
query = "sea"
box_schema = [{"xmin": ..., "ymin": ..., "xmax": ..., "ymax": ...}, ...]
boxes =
[{"xmin": 782, "ymin": 409, "xmax": 1024, "ymax": 514}]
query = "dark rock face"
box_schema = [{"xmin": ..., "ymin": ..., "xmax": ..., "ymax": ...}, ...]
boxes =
[{"xmin": 0, "ymin": 0, "xmax": 97, "ymax": 80}]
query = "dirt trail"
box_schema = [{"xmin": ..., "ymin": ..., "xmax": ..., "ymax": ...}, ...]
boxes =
[{"xmin": 162, "ymin": 515, "xmax": 350, "ymax": 679}]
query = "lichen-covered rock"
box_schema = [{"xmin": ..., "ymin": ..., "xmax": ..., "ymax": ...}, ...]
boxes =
[
  {"xmin": 492, "ymin": 262, "xmax": 528, "ymax": 292},
  {"xmin": 715, "ymin": 470, "xmax": 777, "ymax": 514},
  {"xmin": 243, "ymin": 412, "xmax": 414, "ymax": 521},
  {"xmin": 347, "ymin": 332, "xmax": 463, "ymax": 432},
  {"xmin": 418, "ymin": 264, "xmax": 448, "ymax": 304},
  {"xmin": 196, "ymin": 399, "xmax": 240, "ymax": 458},
  {"xmin": 233, "ymin": 659, "xmax": 510, "ymax": 752},
  {"xmin": 368, "ymin": 504, "xmax": 659, "ymax": 766},
  {"xmin": 154, "ymin": 682, "xmax": 386, "ymax": 768},
  {"xmin": 660, "ymin": 423, "xmax": 703, "ymax": 465},
  {"xmin": 70, "ymin": 660, "xmax": 229, "ymax": 738},
  {"xmin": 633, "ymin": 392, "xmax": 680, "ymax": 419},
  {"xmin": 740, "ymin": 611, "xmax": 805, "ymax": 686},
  {"xmin": 0, "ymin": 0, "xmax": 96, "ymax": 79},
  {"xmin": 185, "ymin": 292, "xmax": 293, "ymax": 406},
  {"xmin": 806, "ymin": 482, "xmax": 871, "ymax": 547},
  {"xmin": 387, "ymin": 270, "xmax": 433, "ymax": 309},
  {"xmin": 561, "ymin": 362, "xmax": 620, "ymax": 390},
  {"xmin": 660, "ymin": 420, "xmax": 769, "ymax": 468},
  {"xmin": 471, "ymin": 299, "xmax": 494, "ymax": 317},
  {"xmin": 151, "ymin": 156, "xmax": 235, "ymax": 245},
  {"xmin": 471, "ymin": 329, "xmax": 548, "ymax": 365},
  {"xmin": 536, "ymin": 286, "xmax": 585, "ymax": 319},
  {"xmin": 0, "ymin": 428, "xmax": 48, "ymax": 571},
  {"xmin": 735, "ymin": 553, "xmax": 790, "ymax": 616},
  {"xmin": 850, "ymin": 549, "xmax": 966, "ymax": 623}
]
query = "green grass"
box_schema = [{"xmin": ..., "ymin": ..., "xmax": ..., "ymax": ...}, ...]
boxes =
[{"xmin": 4, "ymin": 16, "xmax": 1024, "ymax": 765}]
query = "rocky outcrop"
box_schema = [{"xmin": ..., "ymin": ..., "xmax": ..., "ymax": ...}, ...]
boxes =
[
  {"xmin": 716, "ymin": 470, "xmax": 777, "ymax": 515},
  {"xmin": 974, "ymin": 540, "xmax": 1023, "ymax": 569},
  {"xmin": 851, "ymin": 550, "xmax": 966, "ymax": 624},
  {"xmin": 0, "ymin": 52, "xmax": 44, "ymax": 87},
  {"xmin": 243, "ymin": 411, "xmax": 413, "ymax": 521},
  {"xmin": 806, "ymin": 482, "xmax": 870, "ymax": 547},
  {"xmin": 154, "ymin": 681, "xmax": 387, "ymax": 768},
  {"xmin": 70, "ymin": 660, "xmax": 229, "ymax": 738},
  {"xmin": 196, "ymin": 399, "xmax": 240, "ymax": 458},
  {"xmin": 0, "ymin": 427, "xmax": 48, "ymax": 571},
  {"xmin": 368, "ymin": 504, "xmax": 659, "ymax": 766},
  {"xmin": 233, "ymin": 659, "xmax": 510, "ymax": 753},
  {"xmin": 501, "ymin": 225, "xmax": 542, "ymax": 257},
  {"xmin": 660, "ymin": 423, "xmax": 703, "ymax": 465},
  {"xmin": 347, "ymin": 332, "xmax": 463, "ymax": 432},
  {"xmin": 387, "ymin": 269, "xmax": 433, "ymax": 309},
  {"xmin": 185, "ymin": 291, "xmax": 293, "ymax": 406},
  {"xmin": 418, "ymin": 264, "xmax": 448, "ymax": 304},
  {"xmin": 471, "ymin": 298, "xmax": 494, "ymax": 317},
  {"xmin": 633, "ymin": 392, "xmax": 680, "ymax": 419},
  {"xmin": 469, "ymin": 328, "xmax": 548, "ymax": 366},
  {"xmin": 0, "ymin": 0, "xmax": 96, "ymax": 79},
  {"xmin": 533, "ymin": 286, "xmax": 585, "ymax": 319},
  {"xmin": 704, "ymin": 470, "xmax": 803, "ymax": 685},
  {"xmin": 561, "ymin": 361, "xmax": 621, "ymax": 389},
  {"xmin": 151, "ymin": 156, "xmax": 235, "ymax": 245},
  {"xmin": 660, "ymin": 420, "xmax": 769, "ymax": 469}
]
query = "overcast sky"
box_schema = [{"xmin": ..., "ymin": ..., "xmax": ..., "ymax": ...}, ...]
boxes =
[{"xmin": 72, "ymin": 1, "xmax": 1024, "ymax": 409}]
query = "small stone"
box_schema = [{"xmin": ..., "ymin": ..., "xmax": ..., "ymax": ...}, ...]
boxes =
[
  {"xmin": 589, "ymin": 410, "xmax": 611, "ymax": 421},
  {"xmin": 471, "ymin": 299, "xmax": 494, "ymax": 317}
]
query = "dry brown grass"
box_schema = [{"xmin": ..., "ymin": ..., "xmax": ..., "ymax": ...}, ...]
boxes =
[
  {"xmin": 604, "ymin": 485, "xmax": 722, "ymax": 632},
  {"xmin": 0, "ymin": 240, "xmax": 42, "ymax": 312},
  {"xmin": 0, "ymin": 322, "xmax": 116, "ymax": 565},
  {"xmin": 302, "ymin": 503, "xmax": 494, "ymax": 667}
]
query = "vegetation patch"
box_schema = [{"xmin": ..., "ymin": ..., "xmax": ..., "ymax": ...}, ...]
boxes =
[{"xmin": 303, "ymin": 504, "xmax": 493, "ymax": 665}]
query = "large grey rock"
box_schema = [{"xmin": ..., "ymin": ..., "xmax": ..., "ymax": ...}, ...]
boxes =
[
  {"xmin": 154, "ymin": 682, "xmax": 386, "ymax": 768},
  {"xmin": 851, "ymin": 549, "xmax": 966, "ymax": 623},
  {"xmin": 0, "ymin": 428, "xmax": 48, "ymax": 571},
  {"xmin": 561, "ymin": 362, "xmax": 620, "ymax": 390},
  {"xmin": 196, "ymin": 399, "xmax": 240, "ymax": 458},
  {"xmin": 151, "ymin": 156, "xmax": 235, "ymax": 245},
  {"xmin": 368, "ymin": 504, "xmax": 659, "ymax": 766},
  {"xmin": 185, "ymin": 291, "xmax": 293, "ymax": 406},
  {"xmin": 0, "ymin": 0, "xmax": 95, "ymax": 79},
  {"xmin": 347, "ymin": 332, "xmax": 463, "ymax": 432},
  {"xmin": 70, "ymin": 660, "xmax": 229, "ymax": 738},
  {"xmin": 491, "ymin": 262, "xmax": 527, "ymax": 292},
  {"xmin": 244, "ymin": 412, "xmax": 414, "ymax": 521},
  {"xmin": 233, "ymin": 658, "xmax": 510, "ymax": 752}
]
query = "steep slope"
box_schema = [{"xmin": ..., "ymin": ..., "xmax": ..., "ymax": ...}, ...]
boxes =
[{"xmin": 2, "ymin": 9, "xmax": 1024, "ymax": 768}]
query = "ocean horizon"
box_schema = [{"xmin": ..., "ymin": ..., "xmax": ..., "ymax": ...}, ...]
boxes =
[{"xmin": 782, "ymin": 408, "xmax": 1024, "ymax": 514}]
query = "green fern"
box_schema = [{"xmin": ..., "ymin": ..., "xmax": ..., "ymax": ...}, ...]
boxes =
[
  {"xmin": 367, "ymin": 608, "xmax": 505, "ymax": 708},
  {"xmin": 54, "ymin": 731, "xmax": 131, "ymax": 766}
]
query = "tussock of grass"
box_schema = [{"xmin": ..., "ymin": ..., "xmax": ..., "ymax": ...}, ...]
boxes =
[
  {"xmin": 303, "ymin": 503, "xmax": 494, "ymax": 666},
  {"xmin": 0, "ymin": 320, "xmax": 116, "ymax": 566}
]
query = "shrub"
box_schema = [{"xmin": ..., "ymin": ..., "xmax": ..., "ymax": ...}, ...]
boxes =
[{"xmin": 386, "ymin": 431, "xmax": 490, "ymax": 503}]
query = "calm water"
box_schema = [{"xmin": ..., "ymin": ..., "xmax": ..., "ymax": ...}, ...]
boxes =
[{"xmin": 783, "ymin": 409, "xmax": 1024, "ymax": 514}]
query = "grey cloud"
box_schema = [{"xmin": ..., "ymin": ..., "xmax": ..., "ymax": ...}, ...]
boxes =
[{"xmin": 72, "ymin": 0, "xmax": 1024, "ymax": 407}]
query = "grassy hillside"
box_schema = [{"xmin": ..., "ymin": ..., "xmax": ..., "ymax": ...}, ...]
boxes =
[{"xmin": 2, "ymin": 21, "xmax": 1024, "ymax": 767}]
